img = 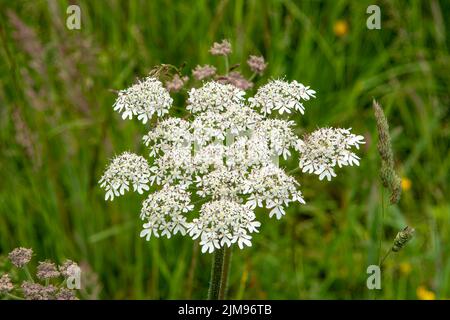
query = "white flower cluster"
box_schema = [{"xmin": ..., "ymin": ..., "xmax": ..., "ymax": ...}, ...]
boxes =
[
  {"xmin": 243, "ymin": 164, "xmax": 305, "ymax": 219},
  {"xmin": 298, "ymin": 128, "xmax": 365, "ymax": 181},
  {"xmin": 189, "ymin": 200, "xmax": 261, "ymax": 253},
  {"xmin": 187, "ymin": 81, "xmax": 245, "ymax": 114},
  {"xmin": 99, "ymin": 152, "xmax": 151, "ymax": 201},
  {"xmin": 143, "ymin": 118, "xmax": 191, "ymax": 156},
  {"xmin": 140, "ymin": 185, "xmax": 193, "ymax": 239},
  {"xmin": 101, "ymin": 77, "xmax": 364, "ymax": 253},
  {"xmin": 113, "ymin": 77, "xmax": 173, "ymax": 124},
  {"xmin": 249, "ymin": 79, "xmax": 316, "ymax": 115}
]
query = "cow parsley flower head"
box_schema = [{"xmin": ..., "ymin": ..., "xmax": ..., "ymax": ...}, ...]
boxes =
[
  {"xmin": 188, "ymin": 200, "xmax": 261, "ymax": 253},
  {"xmin": 140, "ymin": 185, "xmax": 193, "ymax": 240},
  {"xmin": 113, "ymin": 77, "xmax": 173, "ymax": 124},
  {"xmin": 298, "ymin": 127, "xmax": 365, "ymax": 181},
  {"xmin": 187, "ymin": 81, "xmax": 245, "ymax": 114},
  {"xmin": 100, "ymin": 72, "xmax": 364, "ymax": 254},
  {"xmin": 249, "ymin": 79, "xmax": 316, "ymax": 115},
  {"xmin": 99, "ymin": 152, "xmax": 151, "ymax": 201},
  {"xmin": 244, "ymin": 164, "xmax": 305, "ymax": 219},
  {"xmin": 143, "ymin": 118, "xmax": 192, "ymax": 156}
]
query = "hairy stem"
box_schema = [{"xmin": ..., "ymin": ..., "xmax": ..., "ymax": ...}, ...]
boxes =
[
  {"xmin": 207, "ymin": 247, "xmax": 226, "ymax": 300},
  {"xmin": 219, "ymin": 247, "xmax": 232, "ymax": 299}
]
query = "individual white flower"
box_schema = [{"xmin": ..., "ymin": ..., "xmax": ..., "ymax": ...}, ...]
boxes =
[
  {"xmin": 249, "ymin": 79, "xmax": 316, "ymax": 116},
  {"xmin": 99, "ymin": 152, "xmax": 151, "ymax": 201},
  {"xmin": 140, "ymin": 185, "xmax": 193, "ymax": 240},
  {"xmin": 113, "ymin": 77, "xmax": 173, "ymax": 124},
  {"xmin": 298, "ymin": 127, "xmax": 365, "ymax": 181},
  {"xmin": 188, "ymin": 200, "xmax": 261, "ymax": 253},
  {"xmin": 187, "ymin": 81, "xmax": 245, "ymax": 114}
]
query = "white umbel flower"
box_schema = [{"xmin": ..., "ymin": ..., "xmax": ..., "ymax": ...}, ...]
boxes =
[
  {"xmin": 249, "ymin": 79, "xmax": 316, "ymax": 116},
  {"xmin": 140, "ymin": 185, "xmax": 193, "ymax": 240},
  {"xmin": 188, "ymin": 200, "xmax": 261, "ymax": 253},
  {"xmin": 143, "ymin": 118, "xmax": 192, "ymax": 156},
  {"xmin": 187, "ymin": 81, "xmax": 245, "ymax": 114},
  {"xmin": 100, "ymin": 74, "xmax": 364, "ymax": 254},
  {"xmin": 298, "ymin": 127, "xmax": 365, "ymax": 181},
  {"xmin": 99, "ymin": 152, "xmax": 151, "ymax": 201},
  {"xmin": 253, "ymin": 119, "xmax": 298, "ymax": 160},
  {"xmin": 113, "ymin": 77, "xmax": 173, "ymax": 124},
  {"xmin": 243, "ymin": 164, "xmax": 305, "ymax": 219}
]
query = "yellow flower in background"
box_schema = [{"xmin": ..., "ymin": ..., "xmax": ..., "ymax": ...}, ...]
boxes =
[
  {"xmin": 399, "ymin": 262, "xmax": 412, "ymax": 275},
  {"xmin": 401, "ymin": 177, "xmax": 412, "ymax": 191},
  {"xmin": 333, "ymin": 20, "xmax": 349, "ymax": 37},
  {"xmin": 417, "ymin": 286, "xmax": 436, "ymax": 300}
]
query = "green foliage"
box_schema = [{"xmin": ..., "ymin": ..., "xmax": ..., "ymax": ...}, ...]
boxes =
[{"xmin": 0, "ymin": 0, "xmax": 449, "ymax": 299}]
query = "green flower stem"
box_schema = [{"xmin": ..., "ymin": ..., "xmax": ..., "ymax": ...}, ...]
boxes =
[
  {"xmin": 219, "ymin": 247, "xmax": 232, "ymax": 299},
  {"xmin": 23, "ymin": 265, "xmax": 34, "ymax": 282},
  {"xmin": 224, "ymin": 56, "xmax": 229, "ymax": 75},
  {"xmin": 6, "ymin": 292, "xmax": 24, "ymax": 300},
  {"xmin": 380, "ymin": 249, "xmax": 392, "ymax": 268},
  {"xmin": 185, "ymin": 240, "xmax": 199, "ymax": 299},
  {"xmin": 208, "ymin": 247, "xmax": 225, "ymax": 300}
]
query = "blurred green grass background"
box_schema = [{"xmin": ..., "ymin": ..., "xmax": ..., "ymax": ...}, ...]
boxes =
[{"xmin": 0, "ymin": 0, "xmax": 449, "ymax": 299}]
